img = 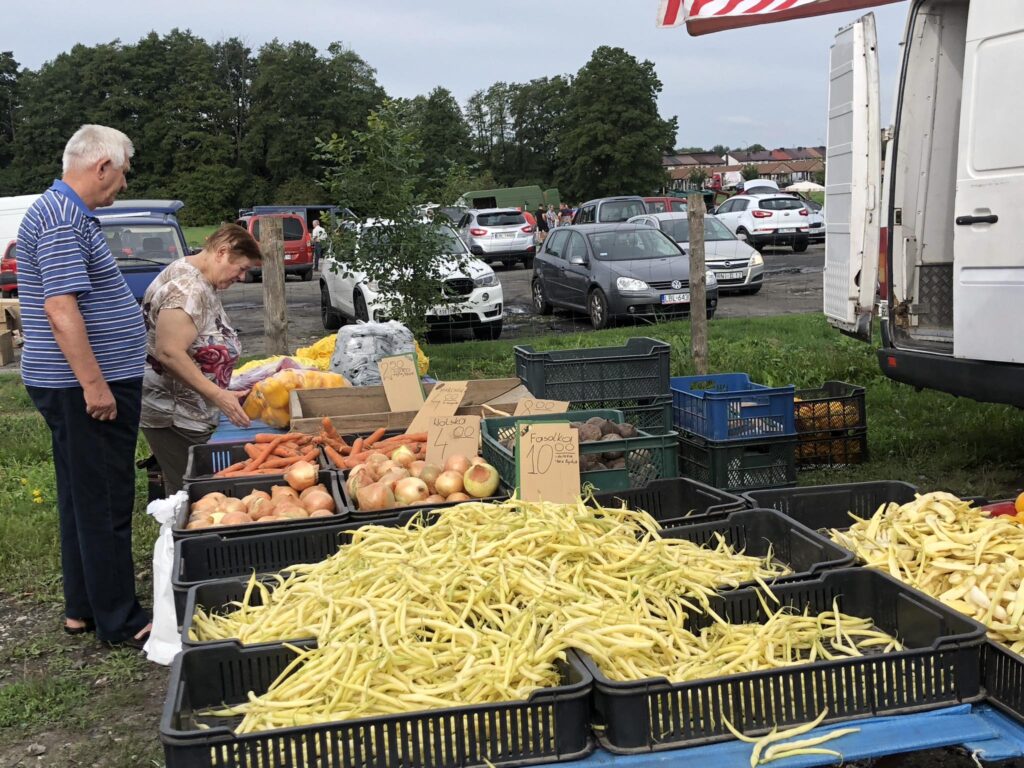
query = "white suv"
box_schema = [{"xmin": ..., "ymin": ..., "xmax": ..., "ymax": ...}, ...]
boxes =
[
  {"xmin": 713, "ymin": 194, "xmax": 810, "ymax": 253},
  {"xmin": 320, "ymin": 221, "xmax": 504, "ymax": 340},
  {"xmin": 457, "ymin": 208, "xmax": 536, "ymax": 269}
]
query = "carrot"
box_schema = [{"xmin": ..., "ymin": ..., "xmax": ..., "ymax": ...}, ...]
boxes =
[
  {"xmin": 245, "ymin": 435, "xmax": 288, "ymax": 470},
  {"xmin": 363, "ymin": 428, "xmax": 387, "ymax": 448},
  {"xmin": 351, "ymin": 437, "xmax": 364, "ymax": 455},
  {"xmin": 324, "ymin": 445, "xmax": 346, "ymax": 467},
  {"xmin": 244, "ymin": 444, "xmax": 261, "ymax": 460},
  {"xmin": 321, "ymin": 417, "xmax": 341, "ymax": 442},
  {"xmin": 214, "ymin": 460, "xmax": 249, "ymax": 478}
]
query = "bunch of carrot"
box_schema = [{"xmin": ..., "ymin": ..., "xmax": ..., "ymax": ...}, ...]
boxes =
[
  {"xmin": 317, "ymin": 418, "xmax": 428, "ymax": 469},
  {"xmin": 213, "ymin": 433, "xmax": 319, "ymax": 478}
]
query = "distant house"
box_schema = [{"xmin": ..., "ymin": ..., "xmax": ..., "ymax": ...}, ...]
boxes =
[{"xmin": 662, "ymin": 146, "xmax": 824, "ymax": 192}]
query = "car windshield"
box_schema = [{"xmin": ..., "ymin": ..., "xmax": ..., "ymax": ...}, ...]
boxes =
[
  {"xmin": 599, "ymin": 200, "xmax": 646, "ymax": 222},
  {"xmin": 661, "ymin": 217, "xmax": 735, "ymax": 244},
  {"xmin": 104, "ymin": 224, "xmax": 186, "ymax": 265},
  {"xmin": 363, "ymin": 226, "xmax": 467, "ymax": 256},
  {"xmin": 587, "ymin": 229, "xmax": 681, "ymax": 261},
  {"xmin": 477, "ymin": 212, "xmax": 524, "ymax": 227},
  {"xmin": 439, "ymin": 227, "xmax": 467, "ymax": 254},
  {"xmin": 759, "ymin": 198, "xmax": 805, "ymax": 211}
]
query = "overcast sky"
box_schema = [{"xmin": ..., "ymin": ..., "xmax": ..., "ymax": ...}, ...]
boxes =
[{"xmin": 10, "ymin": 1, "xmax": 908, "ymax": 150}]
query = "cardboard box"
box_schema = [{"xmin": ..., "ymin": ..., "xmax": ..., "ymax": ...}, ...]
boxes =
[
  {"xmin": 0, "ymin": 331, "xmax": 14, "ymax": 366},
  {"xmin": 289, "ymin": 378, "xmax": 528, "ymax": 435},
  {"xmin": 0, "ymin": 299, "xmax": 20, "ymax": 333}
]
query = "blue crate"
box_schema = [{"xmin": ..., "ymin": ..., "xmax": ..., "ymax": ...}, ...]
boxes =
[{"xmin": 671, "ymin": 373, "xmax": 795, "ymax": 441}]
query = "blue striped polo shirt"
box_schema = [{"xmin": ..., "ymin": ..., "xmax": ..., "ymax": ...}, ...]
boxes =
[{"xmin": 17, "ymin": 180, "xmax": 146, "ymax": 388}]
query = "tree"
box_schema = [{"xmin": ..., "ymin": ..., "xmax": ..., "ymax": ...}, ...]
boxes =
[
  {"xmin": 740, "ymin": 164, "xmax": 761, "ymax": 181},
  {"xmin": 555, "ymin": 47, "xmax": 676, "ymax": 200},
  {"xmin": 317, "ymin": 101, "xmax": 470, "ymax": 338},
  {"xmin": 746, "ymin": 143, "xmax": 766, "ymax": 153},
  {"xmin": 813, "ymin": 163, "xmax": 826, "ymax": 186},
  {"xmin": 0, "ymin": 52, "xmax": 18, "ymax": 169},
  {"xmin": 412, "ymin": 87, "xmax": 472, "ymax": 199},
  {"xmin": 711, "ymin": 144, "xmax": 730, "ymax": 155},
  {"xmin": 688, "ymin": 168, "xmax": 708, "ymax": 188}
]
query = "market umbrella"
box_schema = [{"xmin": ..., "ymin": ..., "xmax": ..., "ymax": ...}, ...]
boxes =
[
  {"xmin": 656, "ymin": 0, "xmax": 901, "ymax": 35},
  {"xmin": 785, "ymin": 181, "xmax": 826, "ymax": 193}
]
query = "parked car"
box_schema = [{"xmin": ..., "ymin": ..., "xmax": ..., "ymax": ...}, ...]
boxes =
[
  {"xmin": 713, "ymin": 194, "xmax": 810, "ymax": 252},
  {"xmin": 571, "ymin": 196, "xmax": 648, "ymax": 225},
  {"xmin": 320, "ymin": 220, "xmax": 504, "ymax": 340},
  {"xmin": 93, "ymin": 199, "xmax": 189, "ymax": 301},
  {"xmin": 628, "ymin": 212, "xmax": 764, "ymax": 294},
  {"xmin": 805, "ymin": 203, "xmax": 825, "ymax": 243},
  {"xmin": 235, "ymin": 212, "xmax": 314, "ymax": 281},
  {"xmin": 456, "ymin": 208, "xmax": 535, "ymax": 269},
  {"xmin": 643, "ymin": 196, "xmax": 688, "ymax": 214},
  {"xmin": 1, "ymin": 241, "xmax": 17, "ymax": 296},
  {"xmin": 736, "ymin": 178, "xmax": 781, "ymax": 196},
  {"xmin": 531, "ymin": 224, "xmax": 718, "ymax": 329}
]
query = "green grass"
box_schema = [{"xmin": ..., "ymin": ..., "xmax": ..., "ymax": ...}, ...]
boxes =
[
  {"xmin": 424, "ymin": 313, "xmax": 1024, "ymax": 499},
  {"xmin": 181, "ymin": 225, "xmax": 217, "ymax": 248}
]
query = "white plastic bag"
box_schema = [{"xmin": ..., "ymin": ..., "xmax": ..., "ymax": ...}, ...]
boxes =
[
  {"xmin": 329, "ymin": 321, "xmax": 417, "ymax": 387},
  {"xmin": 144, "ymin": 491, "xmax": 186, "ymax": 665}
]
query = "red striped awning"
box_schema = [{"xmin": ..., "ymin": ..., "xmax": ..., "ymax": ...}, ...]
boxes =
[{"xmin": 657, "ymin": 0, "xmax": 901, "ymax": 34}]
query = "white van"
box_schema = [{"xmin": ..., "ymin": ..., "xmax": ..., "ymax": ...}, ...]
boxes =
[{"xmin": 824, "ymin": 3, "xmax": 1024, "ymax": 406}]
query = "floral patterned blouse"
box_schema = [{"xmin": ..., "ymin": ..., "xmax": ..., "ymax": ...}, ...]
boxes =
[{"xmin": 140, "ymin": 259, "xmax": 241, "ymax": 432}]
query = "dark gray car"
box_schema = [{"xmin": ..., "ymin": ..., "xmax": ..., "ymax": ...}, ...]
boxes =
[{"xmin": 531, "ymin": 224, "xmax": 719, "ymax": 329}]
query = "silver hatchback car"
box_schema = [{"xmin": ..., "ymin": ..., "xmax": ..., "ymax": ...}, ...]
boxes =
[{"xmin": 456, "ymin": 208, "xmax": 536, "ymax": 269}]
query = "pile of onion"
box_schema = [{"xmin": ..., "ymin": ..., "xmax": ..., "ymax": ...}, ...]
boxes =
[
  {"xmin": 185, "ymin": 460, "xmax": 335, "ymax": 529},
  {"xmin": 348, "ymin": 453, "xmax": 501, "ymax": 512}
]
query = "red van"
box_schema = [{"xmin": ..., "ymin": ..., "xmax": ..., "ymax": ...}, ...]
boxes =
[
  {"xmin": 1, "ymin": 241, "xmax": 16, "ymax": 296},
  {"xmin": 235, "ymin": 213, "xmax": 314, "ymax": 281}
]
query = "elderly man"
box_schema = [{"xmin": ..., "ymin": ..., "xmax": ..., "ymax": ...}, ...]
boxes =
[{"xmin": 18, "ymin": 124, "xmax": 152, "ymax": 649}]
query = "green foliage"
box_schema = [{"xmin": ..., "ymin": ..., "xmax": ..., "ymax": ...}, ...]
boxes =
[
  {"xmin": 688, "ymin": 168, "xmax": 709, "ymax": 187},
  {"xmin": 741, "ymin": 164, "xmax": 761, "ymax": 181},
  {"xmin": 746, "ymin": 143, "xmax": 766, "ymax": 152},
  {"xmin": 555, "ymin": 47, "xmax": 677, "ymax": 201},
  {"xmin": 317, "ymin": 101, "xmax": 470, "ymax": 338},
  {"xmin": 409, "ymin": 87, "xmax": 473, "ymax": 199}
]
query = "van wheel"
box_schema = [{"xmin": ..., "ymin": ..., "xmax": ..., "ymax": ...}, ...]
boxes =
[
  {"xmin": 320, "ymin": 282, "xmax": 344, "ymax": 330},
  {"xmin": 473, "ymin": 321, "xmax": 503, "ymax": 341},
  {"xmin": 792, "ymin": 239, "xmax": 809, "ymax": 253},
  {"xmin": 354, "ymin": 291, "xmax": 370, "ymax": 322}
]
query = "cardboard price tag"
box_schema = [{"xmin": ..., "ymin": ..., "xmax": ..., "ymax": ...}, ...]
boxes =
[
  {"xmin": 515, "ymin": 421, "xmax": 580, "ymax": 504},
  {"xmin": 514, "ymin": 398, "xmax": 570, "ymax": 417},
  {"xmin": 379, "ymin": 354, "xmax": 424, "ymax": 412},
  {"xmin": 407, "ymin": 381, "xmax": 469, "ymax": 435},
  {"xmin": 426, "ymin": 415, "xmax": 481, "ymax": 467}
]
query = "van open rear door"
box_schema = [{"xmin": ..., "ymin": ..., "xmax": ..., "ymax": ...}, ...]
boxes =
[
  {"xmin": 823, "ymin": 13, "xmax": 881, "ymax": 341},
  {"xmin": 953, "ymin": 8, "xmax": 1024, "ymax": 364}
]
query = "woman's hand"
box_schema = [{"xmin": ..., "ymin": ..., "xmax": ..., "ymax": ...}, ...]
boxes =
[{"xmin": 214, "ymin": 388, "xmax": 251, "ymax": 428}]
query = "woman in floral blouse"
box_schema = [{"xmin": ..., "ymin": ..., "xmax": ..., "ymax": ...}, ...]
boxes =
[{"xmin": 140, "ymin": 224, "xmax": 262, "ymax": 493}]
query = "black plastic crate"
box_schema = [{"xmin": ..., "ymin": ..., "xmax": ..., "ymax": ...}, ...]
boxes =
[
  {"xmin": 591, "ymin": 477, "xmax": 746, "ymax": 524},
  {"xmin": 174, "ymin": 470, "xmax": 348, "ymax": 541},
  {"xmin": 742, "ymin": 481, "xmax": 921, "ymax": 533},
  {"xmin": 171, "ymin": 513, "xmax": 410, "ymax": 625},
  {"xmin": 678, "ymin": 433, "xmax": 797, "ymax": 492},
  {"xmin": 569, "ymin": 395, "xmax": 673, "ymax": 435},
  {"xmin": 580, "ymin": 567, "xmax": 986, "ymax": 754},
  {"xmin": 338, "ymin": 470, "xmax": 507, "ymax": 521},
  {"xmin": 482, "ymin": 410, "xmax": 677, "ymax": 494},
  {"xmin": 658, "ymin": 508, "xmax": 854, "ymax": 580},
  {"xmin": 183, "ymin": 439, "xmax": 325, "ymax": 483},
  {"xmin": 161, "ymin": 641, "xmax": 594, "ymax": 768},
  {"xmin": 515, "ymin": 337, "xmax": 670, "ymax": 401},
  {"xmin": 794, "ymin": 381, "xmax": 867, "ymax": 433},
  {"xmin": 796, "ymin": 427, "xmax": 869, "ymax": 468},
  {"xmin": 983, "ymin": 641, "xmax": 1024, "ymax": 725}
]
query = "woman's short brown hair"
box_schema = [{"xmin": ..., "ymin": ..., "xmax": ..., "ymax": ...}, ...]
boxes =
[{"xmin": 205, "ymin": 223, "xmax": 262, "ymax": 264}]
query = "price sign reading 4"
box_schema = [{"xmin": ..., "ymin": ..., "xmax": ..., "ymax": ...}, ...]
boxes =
[
  {"xmin": 426, "ymin": 415, "xmax": 481, "ymax": 467},
  {"xmin": 513, "ymin": 398, "xmax": 570, "ymax": 417},
  {"xmin": 379, "ymin": 354, "xmax": 424, "ymax": 412},
  {"xmin": 516, "ymin": 421, "xmax": 580, "ymax": 504},
  {"xmin": 407, "ymin": 381, "xmax": 469, "ymax": 435}
]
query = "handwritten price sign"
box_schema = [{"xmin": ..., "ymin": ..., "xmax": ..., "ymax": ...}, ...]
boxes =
[
  {"xmin": 426, "ymin": 415, "xmax": 481, "ymax": 466},
  {"xmin": 515, "ymin": 421, "xmax": 580, "ymax": 503},
  {"xmin": 513, "ymin": 398, "xmax": 570, "ymax": 417},
  {"xmin": 407, "ymin": 381, "xmax": 468, "ymax": 435},
  {"xmin": 379, "ymin": 354, "xmax": 424, "ymax": 412}
]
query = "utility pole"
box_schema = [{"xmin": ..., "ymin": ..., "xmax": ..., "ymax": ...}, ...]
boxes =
[
  {"xmin": 687, "ymin": 192, "xmax": 708, "ymax": 375},
  {"xmin": 260, "ymin": 217, "xmax": 289, "ymax": 355}
]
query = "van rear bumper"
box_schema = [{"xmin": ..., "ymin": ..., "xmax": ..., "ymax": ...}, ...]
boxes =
[{"xmin": 878, "ymin": 346, "xmax": 1024, "ymax": 408}]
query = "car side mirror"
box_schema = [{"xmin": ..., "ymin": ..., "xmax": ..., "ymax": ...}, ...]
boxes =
[{"xmin": 569, "ymin": 254, "xmax": 588, "ymax": 266}]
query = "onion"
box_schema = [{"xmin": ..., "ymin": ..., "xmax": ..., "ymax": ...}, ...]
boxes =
[
  {"xmin": 248, "ymin": 498, "xmax": 276, "ymax": 520},
  {"xmin": 409, "ymin": 460, "xmax": 427, "ymax": 478},
  {"xmin": 446, "ymin": 492, "xmax": 471, "ymax": 502},
  {"xmin": 391, "ymin": 444, "xmax": 417, "ymax": 468},
  {"xmin": 284, "ymin": 460, "xmax": 318, "ymax": 491},
  {"xmin": 191, "ymin": 495, "xmax": 221, "ymax": 514},
  {"xmin": 418, "ymin": 464, "xmax": 442, "ymax": 490},
  {"xmin": 394, "ymin": 477, "xmax": 430, "ymax": 506},
  {"xmin": 208, "ymin": 511, "xmax": 228, "ymax": 526},
  {"xmin": 302, "ymin": 490, "xmax": 335, "ymax": 513},
  {"xmin": 463, "ymin": 462, "xmax": 500, "ymax": 498},
  {"xmin": 434, "ymin": 470, "xmax": 464, "ymax": 498},
  {"xmin": 357, "ymin": 482, "xmax": 395, "ymax": 512},
  {"xmin": 379, "ymin": 468, "xmax": 410, "ymax": 490},
  {"xmin": 423, "ymin": 494, "xmax": 446, "ymax": 504},
  {"xmin": 221, "ymin": 510, "xmax": 252, "ymax": 526},
  {"xmin": 444, "ymin": 454, "xmax": 472, "ymax": 475},
  {"xmin": 372, "ymin": 460, "xmax": 400, "ymax": 481},
  {"xmin": 309, "ymin": 509, "xmax": 334, "ymax": 518},
  {"xmin": 241, "ymin": 490, "xmax": 271, "ymax": 510},
  {"xmin": 469, "ymin": 456, "xmax": 488, "ymax": 467},
  {"xmin": 299, "ymin": 483, "xmax": 329, "ymax": 501},
  {"xmin": 347, "ymin": 470, "xmax": 373, "ymax": 500},
  {"xmin": 186, "ymin": 518, "xmax": 213, "ymax": 530},
  {"xmin": 271, "ymin": 485, "xmax": 299, "ymax": 501},
  {"xmin": 221, "ymin": 498, "xmax": 247, "ymax": 516},
  {"xmin": 276, "ymin": 504, "xmax": 309, "ymax": 519}
]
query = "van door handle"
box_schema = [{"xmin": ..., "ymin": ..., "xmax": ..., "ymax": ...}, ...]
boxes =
[{"xmin": 955, "ymin": 214, "xmax": 998, "ymax": 225}]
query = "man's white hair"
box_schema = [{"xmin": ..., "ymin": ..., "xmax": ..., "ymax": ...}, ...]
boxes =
[{"xmin": 62, "ymin": 124, "xmax": 134, "ymax": 174}]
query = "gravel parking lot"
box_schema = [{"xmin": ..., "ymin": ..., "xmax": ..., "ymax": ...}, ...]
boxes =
[{"xmin": 221, "ymin": 243, "xmax": 825, "ymax": 356}]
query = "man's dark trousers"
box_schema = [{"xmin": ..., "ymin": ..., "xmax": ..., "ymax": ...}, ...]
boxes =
[{"xmin": 27, "ymin": 378, "xmax": 150, "ymax": 643}]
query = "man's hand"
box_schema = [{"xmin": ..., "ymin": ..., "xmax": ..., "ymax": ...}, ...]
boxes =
[{"xmin": 84, "ymin": 381, "xmax": 117, "ymax": 421}]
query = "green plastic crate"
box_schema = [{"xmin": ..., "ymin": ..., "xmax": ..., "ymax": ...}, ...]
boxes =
[
  {"xmin": 678, "ymin": 432, "xmax": 797, "ymax": 492},
  {"xmin": 481, "ymin": 409, "xmax": 678, "ymax": 494},
  {"xmin": 569, "ymin": 395, "xmax": 673, "ymax": 435}
]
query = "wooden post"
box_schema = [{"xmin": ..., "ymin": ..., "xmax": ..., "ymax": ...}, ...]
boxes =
[
  {"xmin": 260, "ymin": 217, "xmax": 289, "ymax": 355},
  {"xmin": 687, "ymin": 193, "xmax": 708, "ymax": 375}
]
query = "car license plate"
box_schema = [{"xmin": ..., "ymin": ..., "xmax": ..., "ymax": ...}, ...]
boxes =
[
  {"xmin": 719, "ymin": 270, "xmax": 744, "ymax": 280},
  {"xmin": 494, "ymin": 232, "xmax": 514, "ymax": 239},
  {"xmin": 779, "ymin": 228, "xmax": 795, "ymax": 233},
  {"xmin": 433, "ymin": 305, "xmax": 452, "ymax": 317},
  {"xmin": 660, "ymin": 292, "xmax": 690, "ymax": 305}
]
